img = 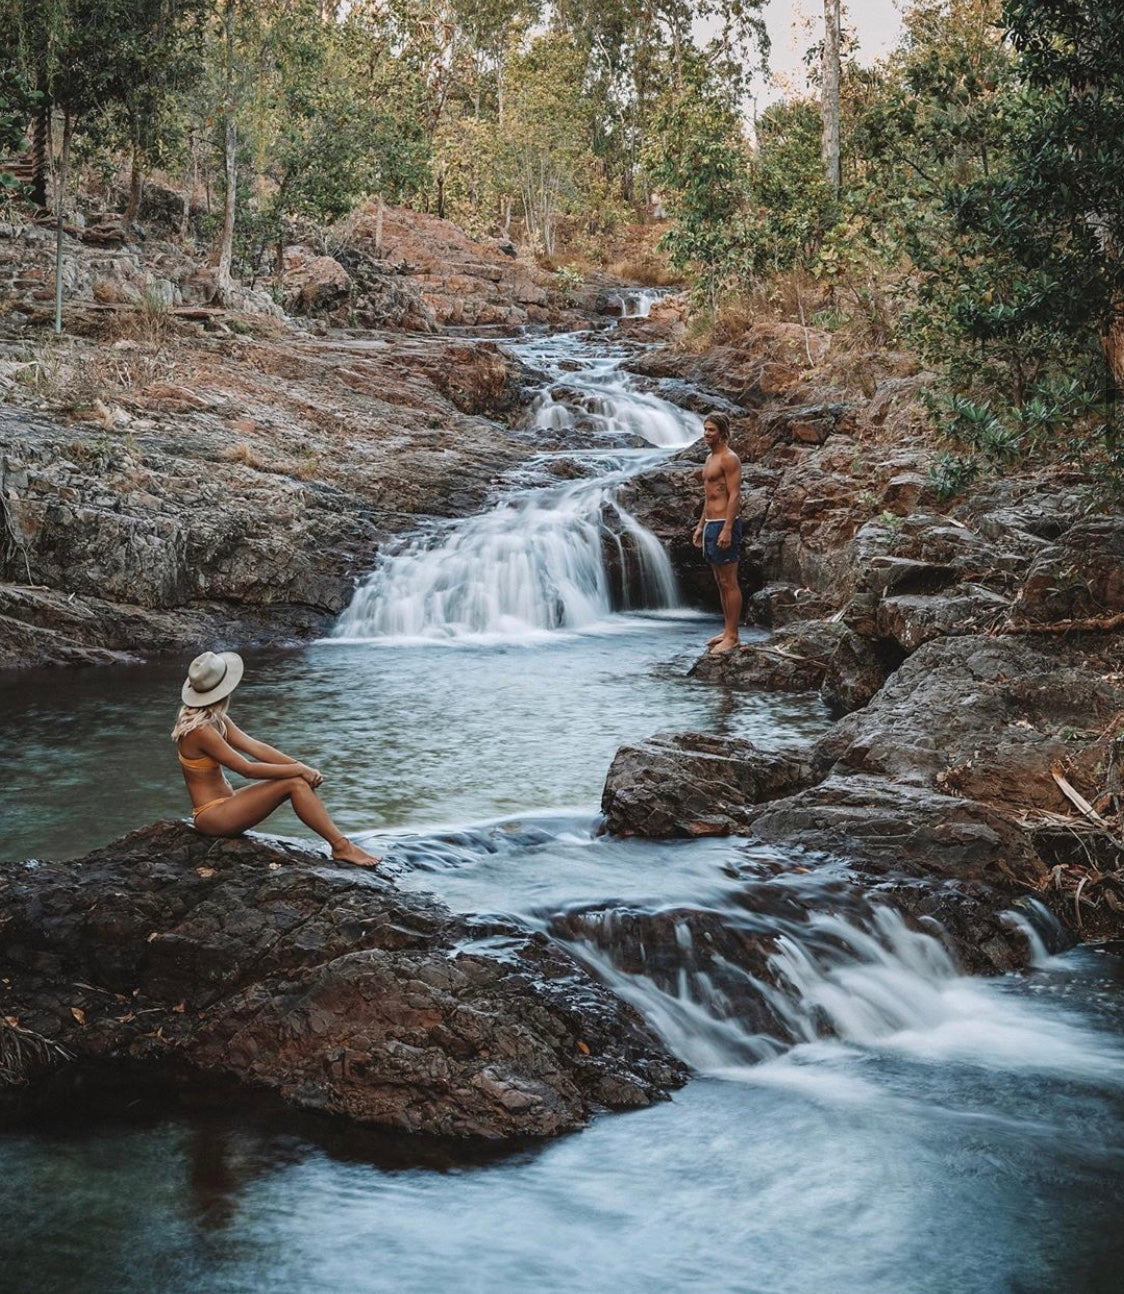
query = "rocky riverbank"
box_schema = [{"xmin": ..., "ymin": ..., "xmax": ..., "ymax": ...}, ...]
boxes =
[
  {"xmin": 0, "ymin": 203, "xmax": 648, "ymax": 668},
  {"xmin": 0, "ymin": 823, "xmax": 685, "ymax": 1136},
  {"xmin": 602, "ymin": 318, "xmax": 1124, "ymax": 958}
]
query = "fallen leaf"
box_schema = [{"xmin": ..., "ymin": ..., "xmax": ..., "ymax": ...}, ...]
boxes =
[
  {"xmin": 70, "ymin": 1007, "xmax": 86, "ymax": 1025},
  {"xmin": 268, "ymin": 862, "xmax": 282, "ymax": 871},
  {"xmin": 576, "ymin": 1040, "xmax": 591, "ymax": 1056},
  {"xmin": 172, "ymin": 1002, "xmax": 186, "ymax": 1014},
  {"xmin": 195, "ymin": 866, "xmax": 216, "ymax": 878},
  {"xmin": 146, "ymin": 931, "xmax": 160, "ymax": 942},
  {"xmin": 4, "ymin": 1015, "xmax": 19, "ymax": 1027}
]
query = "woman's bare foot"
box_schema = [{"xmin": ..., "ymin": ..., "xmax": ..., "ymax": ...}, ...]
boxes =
[
  {"xmin": 708, "ymin": 636, "xmax": 740, "ymax": 655},
  {"xmin": 706, "ymin": 631, "xmax": 725, "ymax": 647},
  {"xmin": 330, "ymin": 838, "xmax": 381, "ymax": 868}
]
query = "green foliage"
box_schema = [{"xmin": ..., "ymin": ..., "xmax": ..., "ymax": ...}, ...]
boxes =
[
  {"xmin": 0, "ymin": 64, "xmax": 37, "ymax": 194},
  {"xmin": 741, "ymin": 100, "xmax": 838, "ymax": 277},
  {"xmin": 929, "ymin": 451, "xmax": 981, "ymax": 500},
  {"xmin": 645, "ymin": 57, "xmax": 750, "ymax": 313}
]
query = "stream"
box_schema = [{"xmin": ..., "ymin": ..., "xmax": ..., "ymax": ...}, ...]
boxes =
[{"xmin": 1, "ymin": 320, "xmax": 1123, "ymax": 1294}]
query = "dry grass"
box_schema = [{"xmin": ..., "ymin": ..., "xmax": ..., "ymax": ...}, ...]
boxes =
[{"xmin": 222, "ymin": 441, "xmax": 266, "ymax": 469}]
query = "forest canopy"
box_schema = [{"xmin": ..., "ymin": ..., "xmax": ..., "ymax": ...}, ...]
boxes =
[{"xmin": 1, "ymin": 0, "xmax": 1121, "ymax": 486}]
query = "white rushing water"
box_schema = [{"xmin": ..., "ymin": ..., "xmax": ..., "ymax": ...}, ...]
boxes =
[
  {"xmin": 551, "ymin": 889, "xmax": 1124, "ymax": 1085},
  {"xmin": 334, "ymin": 333, "xmax": 700, "ymax": 643}
]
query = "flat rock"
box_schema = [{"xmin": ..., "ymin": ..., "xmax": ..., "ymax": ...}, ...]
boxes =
[{"xmin": 0, "ymin": 823, "xmax": 685, "ymax": 1136}]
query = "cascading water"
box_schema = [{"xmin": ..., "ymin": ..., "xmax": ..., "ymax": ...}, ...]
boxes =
[
  {"xmin": 334, "ymin": 332, "xmax": 700, "ymax": 642},
  {"xmin": 605, "ymin": 286, "xmax": 666, "ymax": 318}
]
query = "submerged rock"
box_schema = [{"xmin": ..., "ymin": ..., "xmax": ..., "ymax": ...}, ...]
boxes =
[{"xmin": 0, "ymin": 823, "xmax": 686, "ymax": 1137}]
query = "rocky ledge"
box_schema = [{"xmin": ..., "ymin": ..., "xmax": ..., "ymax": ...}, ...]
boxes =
[
  {"xmin": 0, "ymin": 823, "xmax": 685, "ymax": 1136},
  {"xmin": 603, "ymin": 632, "xmax": 1124, "ymax": 971}
]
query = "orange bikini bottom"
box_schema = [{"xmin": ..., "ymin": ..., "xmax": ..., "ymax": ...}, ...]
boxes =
[{"xmin": 192, "ymin": 795, "xmax": 232, "ymax": 822}]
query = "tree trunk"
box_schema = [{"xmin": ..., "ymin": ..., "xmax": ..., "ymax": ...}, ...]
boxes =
[
  {"xmin": 822, "ymin": 0, "xmax": 842, "ymax": 197},
  {"xmin": 216, "ymin": 112, "xmax": 237, "ymax": 299},
  {"xmin": 180, "ymin": 125, "xmax": 196, "ymax": 239},
  {"xmin": 124, "ymin": 122, "xmax": 143, "ymax": 224},
  {"xmin": 1105, "ymin": 304, "xmax": 1124, "ymax": 401},
  {"xmin": 31, "ymin": 97, "xmax": 50, "ymax": 211},
  {"xmin": 214, "ymin": 0, "xmax": 237, "ymax": 302},
  {"xmin": 54, "ymin": 112, "xmax": 74, "ymax": 335}
]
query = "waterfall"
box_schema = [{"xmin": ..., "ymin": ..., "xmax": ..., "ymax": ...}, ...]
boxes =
[
  {"xmin": 555, "ymin": 901, "xmax": 1124, "ymax": 1080},
  {"xmin": 334, "ymin": 476, "xmax": 679, "ymax": 642},
  {"xmin": 334, "ymin": 331, "xmax": 700, "ymax": 644},
  {"xmin": 606, "ymin": 287, "xmax": 666, "ymax": 318}
]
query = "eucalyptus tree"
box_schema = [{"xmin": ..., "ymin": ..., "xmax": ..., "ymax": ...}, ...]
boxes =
[
  {"xmin": 2, "ymin": 0, "xmax": 205, "ymax": 327},
  {"xmin": 821, "ymin": 0, "xmax": 841, "ymax": 194}
]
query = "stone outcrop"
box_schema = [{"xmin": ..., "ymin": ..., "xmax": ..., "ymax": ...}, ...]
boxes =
[
  {"xmin": 601, "ymin": 630, "xmax": 1124, "ymax": 961},
  {"xmin": 0, "ymin": 823, "xmax": 686, "ymax": 1136},
  {"xmin": 0, "ymin": 328, "xmax": 534, "ymax": 666},
  {"xmin": 601, "ymin": 732, "xmax": 817, "ymax": 837}
]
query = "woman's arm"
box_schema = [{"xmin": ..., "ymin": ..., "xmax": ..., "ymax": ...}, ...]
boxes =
[
  {"xmin": 193, "ymin": 724, "xmax": 321, "ymax": 785},
  {"xmin": 224, "ymin": 718, "xmax": 296, "ymax": 765}
]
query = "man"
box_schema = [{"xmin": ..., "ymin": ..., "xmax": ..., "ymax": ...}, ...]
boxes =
[{"xmin": 691, "ymin": 412, "xmax": 742, "ymax": 654}]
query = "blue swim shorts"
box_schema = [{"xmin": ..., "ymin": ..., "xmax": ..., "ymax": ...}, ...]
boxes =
[{"xmin": 703, "ymin": 518, "xmax": 743, "ymax": 566}]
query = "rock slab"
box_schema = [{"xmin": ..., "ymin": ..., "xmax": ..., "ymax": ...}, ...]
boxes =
[{"xmin": 0, "ymin": 823, "xmax": 686, "ymax": 1137}]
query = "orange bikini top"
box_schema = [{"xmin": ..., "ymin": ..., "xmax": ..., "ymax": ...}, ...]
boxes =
[{"xmin": 178, "ymin": 746, "xmax": 221, "ymax": 772}]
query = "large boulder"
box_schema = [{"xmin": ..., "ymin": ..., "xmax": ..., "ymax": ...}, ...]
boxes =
[
  {"xmin": 0, "ymin": 823, "xmax": 686, "ymax": 1136},
  {"xmin": 816, "ymin": 634, "xmax": 1124, "ymax": 812},
  {"xmin": 601, "ymin": 732, "xmax": 818, "ymax": 837}
]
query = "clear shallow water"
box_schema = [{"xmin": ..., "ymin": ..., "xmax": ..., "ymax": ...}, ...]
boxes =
[
  {"xmin": 0, "ymin": 617, "xmax": 827, "ymax": 862},
  {"xmin": 2, "ymin": 329, "xmax": 1123, "ymax": 1294}
]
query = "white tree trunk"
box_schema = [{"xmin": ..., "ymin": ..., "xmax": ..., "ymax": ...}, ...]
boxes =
[
  {"xmin": 215, "ymin": 0, "xmax": 237, "ymax": 301},
  {"xmin": 822, "ymin": 0, "xmax": 842, "ymax": 197}
]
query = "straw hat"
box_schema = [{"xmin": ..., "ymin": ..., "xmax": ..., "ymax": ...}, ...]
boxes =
[{"xmin": 181, "ymin": 651, "xmax": 244, "ymax": 706}]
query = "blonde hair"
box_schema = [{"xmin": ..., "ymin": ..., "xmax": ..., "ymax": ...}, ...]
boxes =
[{"xmin": 171, "ymin": 697, "xmax": 229, "ymax": 743}]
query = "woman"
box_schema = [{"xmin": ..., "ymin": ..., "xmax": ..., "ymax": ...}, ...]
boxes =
[{"xmin": 173, "ymin": 650, "xmax": 379, "ymax": 868}]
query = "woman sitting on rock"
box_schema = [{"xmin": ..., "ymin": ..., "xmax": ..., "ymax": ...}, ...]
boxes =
[{"xmin": 173, "ymin": 650, "xmax": 379, "ymax": 868}]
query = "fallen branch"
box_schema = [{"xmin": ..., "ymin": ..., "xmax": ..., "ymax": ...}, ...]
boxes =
[
  {"xmin": 994, "ymin": 611, "xmax": 1124, "ymax": 636},
  {"xmin": 1050, "ymin": 766, "xmax": 1107, "ymax": 825}
]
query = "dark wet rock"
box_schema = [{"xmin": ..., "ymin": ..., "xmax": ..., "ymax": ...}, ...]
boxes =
[
  {"xmin": 689, "ymin": 635, "xmax": 828, "ymax": 694},
  {"xmin": 1013, "ymin": 516, "xmax": 1124, "ymax": 623},
  {"xmin": 861, "ymin": 556, "xmax": 961, "ymax": 598},
  {"xmin": 875, "ymin": 587, "xmax": 1010, "ymax": 653},
  {"xmin": 743, "ymin": 776, "xmax": 1048, "ymax": 972},
  {"xmin": 0, "ymin": 823, "xmax": 686, "ymax": 1135},
  {"xmin": 745, "ymin": 774, "xmax": 1040, "ymax": 882},
  {"xmin": 748, "ymin": 582, "xmax": 833, "ymax": 628},
  {"xmin": 689, "ymin": 619, "xmax": 893, "ymax": 716},
  {"xmin": 549, "ymin": 903, "xmax": 795, "ymax": 1043},
  {"xmin": 601, "ymin": 732, "xmax": 817, "ymax": 837}
]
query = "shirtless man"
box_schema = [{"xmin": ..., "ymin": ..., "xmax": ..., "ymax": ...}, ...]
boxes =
[{"xmin": 691, "ymin": 412, "xmax": 743, "ymax": 654}]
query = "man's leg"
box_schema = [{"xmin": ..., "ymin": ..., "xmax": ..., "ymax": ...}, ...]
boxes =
[
  {"xmin": 710, "ymin": 562, "xmax": 742, "ymax": 653},
  {"xmin": 708, "ymin": 562, "xmax": 729, "ymax": 645}
]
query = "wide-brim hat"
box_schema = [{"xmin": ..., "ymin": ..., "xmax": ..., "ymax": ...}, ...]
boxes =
[{"xmin": 182, "ymin": 650, "xmax": 244, "ymax": 706}]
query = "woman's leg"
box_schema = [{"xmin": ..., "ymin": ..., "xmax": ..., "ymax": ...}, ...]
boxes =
[{"xmin": 195, "ymin": 778, "xmax": 379, "ymax": 866}]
